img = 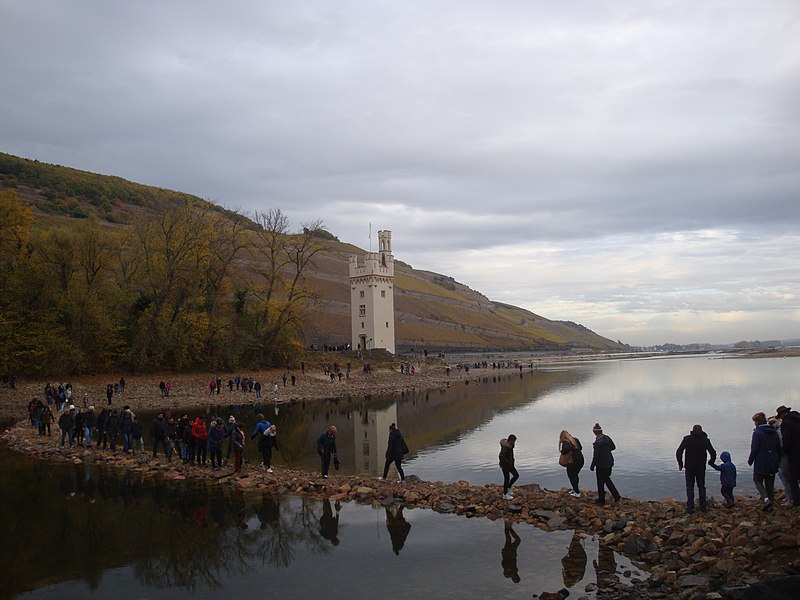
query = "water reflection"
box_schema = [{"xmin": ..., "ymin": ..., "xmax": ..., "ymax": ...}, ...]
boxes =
[
  {"xmin": 1, "ymin": 452, "xmax": 644, "ymax": 600},
  {"xmin": 501, "ymin": 522, "xmax": 521, "ymax": 583},
  {"xmin": 385, "ymin": 505, "xmax": 411, "ymax": 555},
  {"xmin": 562, "ymin": 532, "xmax": 587, "ymax": 588}
]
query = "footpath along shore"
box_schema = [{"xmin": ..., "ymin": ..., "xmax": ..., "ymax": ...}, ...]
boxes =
[{"xmin": 2, "ymin": 353, "xmax": 800, "ymax": 599}]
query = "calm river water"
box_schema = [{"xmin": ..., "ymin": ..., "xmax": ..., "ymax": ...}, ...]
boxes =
[{"xmin": 2, "ymin": 354, "xmax": 797, "ymax": 598}]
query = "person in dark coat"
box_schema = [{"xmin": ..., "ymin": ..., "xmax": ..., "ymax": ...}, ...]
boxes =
[
  {"xmin": 676, "ymin": 424, "xmax": 717, "ymax": 514},
  {"xmin": 776, "ymin": 405, "xmax": 800, "ymax": 508},
  {"xmin": 83, "ymin": 406, "xmax": 96, "ymax": 448},
  {"xmin": 559, "ymin": 430, "xmax": 585, "ymax": 497},
  {"xmin": 499, "ymin": 434, "xmax": 518, "ymax": 500},
  {"xmin": 258, "ymin": 425, "xmax": 279, "ymax": 472},
  {"xmin": 590, "ymin": 423, "xmax": 621, "ymax": 505},
  {"xmin": 317, "ymin": 426, "xmax": 338, "ymax": 478},
  {"xmin": 748, "ymin": 412, "xmax": 781, "ymax": 511},
  {"xmin": 380, "ymin": 423, "xmax": 407, "ymax": 482},
  {"xmin": 152, "ymin": 413, "xmax": 170, "ymax": 460},
  {"xmin": 208, "ymin": 419, "xmax": 225, "ymax": 468},
  {"xmin": 58, "ymin": 406, "xmax": 76, "ymax": 448}
]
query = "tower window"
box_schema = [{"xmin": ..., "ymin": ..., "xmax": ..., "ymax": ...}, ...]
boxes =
[
  {"xmin": 360, "ymin": 291, "xmax": 365, "ymax": 298},
  {"xmin": 386, "ymin": 322, "xmax": 389, "ymax": 327},
  {"xmin": 359, "ymin": 305, "xmax": 366, "ymax": 317},
  {"xmin": 361, "ymin": 322, "xmax": 365, "ymax": 329},
  {"xmin": 381, "ymin": 290, "xmax": 386, "ymax": 298}
]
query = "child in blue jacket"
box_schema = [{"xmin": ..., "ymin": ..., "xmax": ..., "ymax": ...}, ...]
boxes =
[{"xmin": 710, "ymin": 451, "xmax": 737, "ymax": 506}]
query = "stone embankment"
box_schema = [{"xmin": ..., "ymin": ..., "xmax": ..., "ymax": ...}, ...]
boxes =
[{"xmin": 4, "ymin": 422, "xmax": 799, "ymax": 600}]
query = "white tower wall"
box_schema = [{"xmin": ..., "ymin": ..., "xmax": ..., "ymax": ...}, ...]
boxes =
[{"xmin": 350, "ymin": 230, "xmax": 396, "ymax": 354}]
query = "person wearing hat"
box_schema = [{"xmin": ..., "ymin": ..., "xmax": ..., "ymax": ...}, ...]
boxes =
[
  {"xmin": 676, "ymin": 424, "xmax": 717, "ymax": 514},
  {"xmin": 776, "ymin": 405, "xmax": 800, "ymax": 508},
  {"xmin": 589, "ymin": 423, "xmax": 621, "ymax": 505}
]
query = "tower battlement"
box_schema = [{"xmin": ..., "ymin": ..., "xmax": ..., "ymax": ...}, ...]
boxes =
[{"xmin": 350, "ymin": 230, "xmax": 396, "ymax": 354}]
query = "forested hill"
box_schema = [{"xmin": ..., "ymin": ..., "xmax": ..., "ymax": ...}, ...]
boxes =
[{"xmin": 0, "ymin": 152, "xmax": 625, "ymax": 374}]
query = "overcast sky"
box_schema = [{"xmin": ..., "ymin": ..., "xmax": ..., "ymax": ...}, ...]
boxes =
[{"xmin": 2, "ymin": 1, "xmax": 799, "ymax": 346}]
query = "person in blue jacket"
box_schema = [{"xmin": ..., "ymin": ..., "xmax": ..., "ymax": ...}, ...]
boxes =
[
  {"xmin": 710, "ymin": 451, "xmax": 737, "ymax": 507},
  {"xmin": 317, "ymin": 426, "xmax": 338, "ymax": 478},
  {"xmin": 208, "ymin": 419, "xmax": 226, "ymax": 468},
  {"xmin": 748, "ymin": 411, "xmax": 781, "ymax": 511}
]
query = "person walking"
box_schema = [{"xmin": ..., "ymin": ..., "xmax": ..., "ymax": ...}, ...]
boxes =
[
  {"xmin": 259, "ymin": 425, "xmax": 279, "ymax": 472},
  {"xmin": 317, "ymin": 426, "xmax": 338, "ymax": 478},
  {"xmin": 676, "ymin": 424, "xmax": 716, "ymax": 514},
  {"xmin": 590, "ymin": 423, "xmax": 621, "ymax": 505},
  {"xmin": 710, "ymin": 451, "xmax": 737, "ymax": 507},
  {"xmin": 499, "ymin": 434, "xmax": 519, "ymax": 500},
  {"xmin": 232, "ymin": 421, "xmax": 245, "ymax": 473},
  {"xmin": 777, "ymin": 405, "xmax": 800, "ymax": 509},
  {"xmin": 559, "ymin": 430, "xmax": 585, "ymax": 497},
  {"xmin": 748, "ymin": 412, "xmax": 781, "ymax": 511},
  {"xmin": 379, "ymin": 423, "xmax": 408, "ymax": 482}
]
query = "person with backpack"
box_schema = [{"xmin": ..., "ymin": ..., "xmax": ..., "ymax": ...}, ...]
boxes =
[
  {"xmin": 259, "ymin": 425, "xmax": 280, "ymax": 473},
  {"xmin": 559, "ymin": 430, "xmax": 585, "ymax": 498},
  {"xmin": 379, "ymin": 423, "xmax": 408, "ymax": 483}
]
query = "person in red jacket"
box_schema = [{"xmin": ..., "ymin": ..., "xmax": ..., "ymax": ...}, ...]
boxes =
[{"xmin": 192, "ymin": 417, "xmax": 208, "ymax": 466}]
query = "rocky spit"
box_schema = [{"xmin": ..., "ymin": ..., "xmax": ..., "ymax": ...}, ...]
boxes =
[{"xmin": 4, "ymin": 422, "xmax": 800, "ymax": 600}]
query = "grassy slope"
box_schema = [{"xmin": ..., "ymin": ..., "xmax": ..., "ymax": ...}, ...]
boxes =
[{"xmin": 1, "ymin": 151, "xmax": 625, "ymax": 353}]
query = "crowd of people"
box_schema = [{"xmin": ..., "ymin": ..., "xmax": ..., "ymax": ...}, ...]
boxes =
[
  {"xmin": 22, "ymin": 373, "xmax": 800, "ymax": 516},
  {"xmin": 494, "ymin": 404, "xmax": 800, "ymax": 512}
]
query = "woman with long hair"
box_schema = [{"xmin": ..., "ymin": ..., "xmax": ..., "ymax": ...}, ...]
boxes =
[{"xmin": 559, "ymin": 430, "xmax": 585, "ymax": 497}]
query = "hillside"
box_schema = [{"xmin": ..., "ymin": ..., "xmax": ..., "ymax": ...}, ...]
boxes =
[{"xmin": 1, "ymin": 151, "xmax": 624, "ymax": 357}]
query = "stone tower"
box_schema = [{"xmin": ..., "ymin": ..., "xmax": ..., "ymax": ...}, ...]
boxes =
[{"xmin": 349, "ymin": 230, "xmax": 396, "ymax": 354}]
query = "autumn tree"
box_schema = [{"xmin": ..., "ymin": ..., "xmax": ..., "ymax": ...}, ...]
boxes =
[{"xmin": 240, "ymin": 208, "xmax": 324, "ymax": 366}]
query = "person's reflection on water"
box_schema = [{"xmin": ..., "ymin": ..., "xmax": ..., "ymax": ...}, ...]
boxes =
[
  {"xmin": 501, "ymin": 521, "xmax": 521, "ymax": 583},
  {"xmin": 319, "ymin": 498, "xmax": 340, "ymax": 546},
  {"xmin": 593, "ymin": 544, "xmax": 617, "ymax": 587},
  {"xmin": 385, "ymin": 505, "xmax": 411, "ymax": 555},
  {"xmin": 253, "ymin": 493, "xmax": 280, "ymax": 530},
  {"xmin": 561, "ymin": 532, "xmax": 587, "ymax": 588}
]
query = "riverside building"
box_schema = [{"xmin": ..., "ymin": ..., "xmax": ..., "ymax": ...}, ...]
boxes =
[{"xmin": 349, "ymin": 230, "xmax": 396, "ymax": 354}]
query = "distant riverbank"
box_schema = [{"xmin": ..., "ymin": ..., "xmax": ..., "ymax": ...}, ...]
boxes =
[{"xmin": 2, "ymin": 348, "xmax": 796, "ymax": 425}]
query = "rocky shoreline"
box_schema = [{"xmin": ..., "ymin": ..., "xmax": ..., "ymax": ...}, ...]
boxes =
[
  {"xmin": 3, "ymin": 354, "xmax": 800, "ymax": 599},
  {"xmin": 3, "ymin": 417, "xmax": 800, "ymax": 600}
]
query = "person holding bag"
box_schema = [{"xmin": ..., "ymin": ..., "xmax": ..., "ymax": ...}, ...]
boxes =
[{"xmin": 559, "ymin": 430, "xmax": 585, "ymax": 498}]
